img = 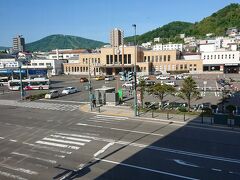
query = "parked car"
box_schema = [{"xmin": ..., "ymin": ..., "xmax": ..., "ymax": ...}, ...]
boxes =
[
  {"xmin": 105, "ymin": 75, "xmax": 115, "ymax": 81},
  {"xmin": 122, "ymin": 81, "xmax": 133, "ymax": 88},
  {"xmin": 145, "ymin": 80, "xmax": 156, "ymax": 86},
  {"xmin": 138, "ymin": 75, "xmax": 149, "ymax": 80},
  {"xmin": 62, "ymin": 87, "xmax": 78, "ymax": 95},
  {"xmin": 80, "ymin": 77, "xmax": 88, "ymax": 83},
  {"xmin": 156, "ymin": 75, "xmax": 170, "ymax": 80},
  {"xmin": 95, "ymin": 76, "xmax": 105, "ymax": 81},
  {"xmin": 45, "ymin": 90, "xmax": 59, "ymax": 99},
  {"xmin": 163, "ymin": 81, "xmax": 176, "ymax": 86},
  {"xmin": 175, "ymin": 74, "xmax": 184, "ymax": 80}
]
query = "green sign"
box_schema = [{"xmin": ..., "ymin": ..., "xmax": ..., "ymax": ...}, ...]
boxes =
[{"xmin": 118, "ymin": 89, "xmax": 123, "ymax": 100}]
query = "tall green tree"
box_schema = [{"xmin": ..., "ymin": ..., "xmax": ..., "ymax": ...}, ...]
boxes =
[
  {"xmin": 178, "ymin": 77, "xmax": 201, "ymax": 111},
  {"xmin": 147, "ymin": 83, "xmax": 175, "ymax": 109}
]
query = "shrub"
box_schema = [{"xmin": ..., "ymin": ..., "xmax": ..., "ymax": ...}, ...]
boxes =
[{"xmin": 178, "ymin": 106, "xmax": 187, "ymax": 112}]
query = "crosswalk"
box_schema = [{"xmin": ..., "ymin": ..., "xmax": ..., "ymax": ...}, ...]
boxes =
[
  {"xmin": 0, "ymin": 132, "xmax": 93, "ymax": 180},
  {"xmin": 0, "ymin": 99, "xmax": 80, "ymax": 111}
]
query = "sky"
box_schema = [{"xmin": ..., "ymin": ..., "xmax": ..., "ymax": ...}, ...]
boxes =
[{"xmin": 0, "ymin": 0, "xmax": 239, "ymax": 46}]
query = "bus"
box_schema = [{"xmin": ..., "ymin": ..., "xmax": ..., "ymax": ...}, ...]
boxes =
[
  {"xmin": 8, "ymin": 78, "xmax": 50, "ymax": 91},
  {"xmin": 0, "ymin": 77, "xmax": 10, "ymax": 86}
]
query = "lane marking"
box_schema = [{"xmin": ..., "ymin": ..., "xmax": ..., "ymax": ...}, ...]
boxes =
[
  {"xmin": 76, "ymin": 123, "xmax": 164, "ymax": 136},
  {"xmin": 35, "ymin": 141, "xmax": 79, "ymax": 150},
  {"xmin": 211, "ymin": 168, "xmax": 222, "ymax": 172},
  {"xmin": 50, "ymin": 135, "xmax": 91, "ymax": 142},
  {"xmin": 42, "ymin": 137, "xmax": 85, "ymax": 146},
  {"xmin": 94, "ymin": 142, "xmax": 115, "ymax": 157},
  {"xmin": 9, "ymin": 139, "xmax": 18, "ymax": 142},
  {"xmin": 0, "ymin": 170, "xmax": 27, "ymax": 180},
  {"xmin": 11, "ymin": 152, "xmax": 56, "ymax": 164},
  {"xmin": 96, "ymin": 115, "xmax": 128, "ymax": 119},
  {"xmin": 94, "ymin": 158, "xmax": 199, "ymax": 180},
  {"xmin": 0, "ymin": 163, "xmax": 38, "ymax": 175},
  {"xmin": 0, "ymin": 137, "xmax": 5, "ymax": 140},
  {"xmin": 22, "ymin": 142, "xmax": 72, "ymax": 155},
  {"xmin": 174, "ymin": 159, "xmax": 199, "ymax": 168}
]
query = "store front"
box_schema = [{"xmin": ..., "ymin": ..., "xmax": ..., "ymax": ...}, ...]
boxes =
[{"xmin": 224, "ymin": 64, "xmax": 239, "ymax": 73}]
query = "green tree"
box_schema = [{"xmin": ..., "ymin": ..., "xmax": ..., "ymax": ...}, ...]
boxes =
[
  {"xmin": 147, "ymin": 83, "xmax": 175, "ymax": 109},
  {"xmin": 178, "ymin": 77, "xmax": 201, "ymax": 111}
]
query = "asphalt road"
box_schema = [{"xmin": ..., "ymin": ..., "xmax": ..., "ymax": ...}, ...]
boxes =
[{"xmin": 0, "ymin": 101, "xmax": 240, "ymax": 179}]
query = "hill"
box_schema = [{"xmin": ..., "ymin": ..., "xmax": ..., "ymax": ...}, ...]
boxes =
[
  {"xmin": 26, "ymin": 34, "xmax": 106, "ymax": 52},
  {"xmin": 125, "ymin": 3, "xmax": 240, "ymax": 44},
  {"xmin": 0, "ymin": 46, "xmax": 9, "ymax": 50}
]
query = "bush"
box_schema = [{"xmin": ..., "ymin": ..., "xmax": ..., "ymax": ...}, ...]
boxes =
[
  {"xmin": 25, "ymin": 93, "xmax": 46, "ymax": 101},
  {"xmin": 178, "ymin": 106, "xmax": 187, "ymax": 112}
]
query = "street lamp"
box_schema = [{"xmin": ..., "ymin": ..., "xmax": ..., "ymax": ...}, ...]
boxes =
[
  {"xmin": 88, "ymin": 59, "xmax": 93, "ymax": 111},
  {"xmin": 18, "ymin": 62, "xmax": 24, "ymax": 100},
  {"xmin": 132, "ymin": 24, "xmax": 138, "ymax": 116}
]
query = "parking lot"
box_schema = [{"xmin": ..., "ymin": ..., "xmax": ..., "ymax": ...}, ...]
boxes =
[{"xmin": 1, "ymin": 73, "xmax": 240, "ymax": 109}]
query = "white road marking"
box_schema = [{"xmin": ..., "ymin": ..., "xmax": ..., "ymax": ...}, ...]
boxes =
[
  {"xmin": 36, "ymin": 141, "xmax": 80, "ymax": 150},
  {"xmin": 0, "ymin": 170, "xmax": 27, "ymax": 180},
  {"xmin": 11, "ymin": 152, "xmax": 56, "ymax": 164},
  {"xmin": 94, "ymin": 142, "xmax": 115, "ymax": 157},
  {"xmin": 174, "ymin": 159, "xmax": 199, "ymax": 168},
  {"xmin": 55, "ymin": 132, "xmax": 240, "ymax": 164},
  {"xmin": 94, "ymin": 158, "xmax": 199, "ymax": 180},
  {"xmin": 211, "ymin": 168, "xmax": 222, "ymax": 172},
  {"xmin": 76, "ymin": 123, "xmax": 164, "ymax": 136},
  {"xmin": 0, "ymin": 137, "xmax": 5, "ymax": 140},
  {"xmin": 23, "ymin": 142, "xmax": 72, "ymax": 155},
  {"xmin": 50, "ymin": 135, "xmax": 91, "ymax": 142},
  {"xmin": 87, "ymin": 119, "xmax": 117, "ymax": 124},
  {"xmin": 0, "ymin": 163, "xmax": 38, "ymax": 175},
  {"xmin": 54, "ymin": 155, "xmax": 65, "ymax": 158},
  {"xmin": 42, "ymin": 137, "xmax": 85, "ymax": 146},
  {"xmin": 10, "ymin": 139, "xmax": 18, "ymax": 142},
  {"xmin": 96, "ymin": 115, "xmax": 128, "ymax": 119}
]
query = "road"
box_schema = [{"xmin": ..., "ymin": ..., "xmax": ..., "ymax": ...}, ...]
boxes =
[{"xmin": 0, "ymin": 100, "xmax": 240, "ymax": 179}]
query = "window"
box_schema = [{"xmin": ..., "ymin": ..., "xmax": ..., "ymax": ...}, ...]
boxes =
[
  {"xmin": 229, "ymin": 54, "xmax": 231, "ymax": 59},
  {"xmin": 80, "ymin": 67, "xmax": 82, "ymax": 72},
  {"xmin": 148, "ymin": 56, "xmax": 150, "ymax": 62},
  {"xmin": 214, "ymin": 55, "xmax": 216, "ymax": 59},
  {"xmin": 190, "ymin": 64, "xmax": 192, "ymax": 67},
  {"xmin": 222, "ymin": 55, "xmax": 224, "ymax": 59},
  {"xmin": 83, "ymin": 58, "xmax": 85, "ymax": 64},
  {"xmin": 210, "ymin": 55, "xmax": 213, "ymax": 59},
  {"xmin": 207, "ymin": 55, "xmax": 209, "ymax": 59},
  {"xmin": 72, "ymin": 67, "xmax": 74, "ymax": 72},
  {"xmin": 128, "ymin": 54, "xmax": 131, "ymax": 64},
  {"xmin": 77, "ymin": 67, "xmax": 79, "ymax": 72},
  {"xmin": 98, "ymin": 58, "xmax": 100, "ymax": 63},
  {"xmin": 32, "ymin": 63, "xmax": 37, "ymax": 66},
  {"xmin": 114, "ymin": 55, "xmax": 117, "ymax": 64},
  {"xmin": 106, "ymin": 55, "xmax": 109, "ymax": 64},
  {"xmin": 218, "ymin": 55, "xmax": 220, "ymax": 59},
  {"xmin": 119, "ymin": 55, "xmax": 122, "ymax": 64},
  {"xmin": 159, "ymin": 55, "xmax": 162, "ymax": 62},
  {"xmin": 225, "ymin": 54, "xmax": 227, "ymax": 59},
  {"xmin": 124, "ymin": 55, "xmax": 127, "ymax": 64},
  {"xmin": 74, "ymin": 67, "xmax": 77, "ymax": 72},
  {"xmin": 194, "ymin": 68, "xmax": 197, "ymax": 71},
  {"xmin": 86, "ymin": 67, "xmax": 88, "ymax": 72},
  {"xmin": 176, "ymin": 65, "xmax": 178, "ymax": 70},
  {"xmin": 65, "ymin": 67, "xmax": 68, "ymax": 72},
  {"xmin": 203, "ymin": 55, "xmax": 206, "ymax": 59},
  {"xmin": 184, "ymin": 64, "xmax": 187, "ymax": 69},
  {"xmin": 152, "ymin": 56, "xmax": 154, "ymax": 62},
  {"xmin": 168, "ymin": 55, "xmax": 170, "ymax": 61},
  {"xmin": 144, "ymin": 56, "xmax": 147, "ymax": 62},
  {"xmin": 164, "ymin": 55, "xmax": 166, "ymax": 61},
  {"xmin": 110, "ymin": 55, "xmax": 113, "ymax": 64},
  {"xmin": 155, "ymin": 56, "xmax": 158, "ymax": 62},
  {"xmin": 83, "ymin": 67, "xmax": 85, "ymax": 72},
  {"xmin": 46, "ymin": 63, "xmax": 51, "ymax": 66},
  {"xmin": 180, "ymin": 64, "xmax": 183, "ymax": 70},
  {"xmin": 39, "ymin": 63, "xmax": 44, "ymax": 66},
  {"xmin": 92, "ymin": 58, "xmax": 94, "ymax": 64},
  {"xmin": 194, "ymin": 64, "xmax": 196, "ymax": 67}
]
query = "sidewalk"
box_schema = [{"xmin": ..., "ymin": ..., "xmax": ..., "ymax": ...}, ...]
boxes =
[
  {"xmin": 80, "ymin": 104, "xmax": 212, "ymax": 124},
  {"xmin": 79, "ymin": 104, "xmax": 240, "ymax": 130}
]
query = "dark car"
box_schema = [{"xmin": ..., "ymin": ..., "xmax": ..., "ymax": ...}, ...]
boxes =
[{"xmin": 80, "ymin": 77, "xmax": 88, "ymax": 83}]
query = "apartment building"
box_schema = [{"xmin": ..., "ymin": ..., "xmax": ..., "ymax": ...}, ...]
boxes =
[
  {"xmin": 153, "ymin": 43, "xmax": 183, "ymax": 51},
  {"xmin": 13, "ymin": 35, "xmax": 25, "ymax": 52}
]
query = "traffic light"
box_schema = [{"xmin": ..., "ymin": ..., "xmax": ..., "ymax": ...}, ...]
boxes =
[{"xmin": 128, "ymin": 72, "xmax": 134, "ymax": 81}]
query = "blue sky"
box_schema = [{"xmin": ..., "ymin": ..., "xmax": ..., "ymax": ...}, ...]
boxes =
[{"xmin": 0, "ymin": 0, "xmax": 239, "ymax": 46}]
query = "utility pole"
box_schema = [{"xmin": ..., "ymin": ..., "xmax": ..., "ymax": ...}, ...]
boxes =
[
  {"xmin": 88, "ymin": 59, "xmax": 93, "ymax": 111},
  {"xmin": 132, "ymin": 24, "xmax": 138, "ymax": 116},
  {"xmin": 18, "ymin": 64, "xmax": 24, "ymax": 100}
]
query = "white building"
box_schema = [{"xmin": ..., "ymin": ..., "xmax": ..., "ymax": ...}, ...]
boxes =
[
  {"xmin": 153, "ymin": 43, "xmax": 183, "ymax": 51},
  {"xmin": 29, "ymin": 59, "xmax": 67, "ymax": 76},
  {"xmin": 48, "ymin": 49, "xmax": 86, "ymax": 60},
  {"xmin": 201, "ymin": 50, "xmax": 240, "ymax": 73},
  {"xmin": 141, "ymin": 42, "xmax": 152, "ymax": 49}
]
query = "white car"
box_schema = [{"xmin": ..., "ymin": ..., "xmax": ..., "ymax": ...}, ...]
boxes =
[
  {"xmin": 122, "ymin": 81, "xmax": 133, "ymax": 88},
  {"xmin": 105, "ymin": 75, "xmax": 115, "ymax": 81},
  {"xmin": 163, "ymin": 81, "xmax": 176, "ymax": 86},
  {"xmin": 156, "ymin": 75, "xmax": 170, "ymax": 80},
  {"xmin": 45, "ymin": 90, "xmax": 59, "ymax": 99},
  {"xmin": 176, "ymin": 74, "xmax": 184, "ymax": 80},
  {"xmin": 62, "ymin": 87, "xmax": 78, "ymax": 95}
]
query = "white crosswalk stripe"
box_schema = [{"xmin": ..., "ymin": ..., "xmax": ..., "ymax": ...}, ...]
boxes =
[
  {"xmin": 0, "ymin": 99, "xmax": 79, "ymax": 111},
  {"xmin": 34, "ymin": 132, "xmax": 92, "ymax": 152}
]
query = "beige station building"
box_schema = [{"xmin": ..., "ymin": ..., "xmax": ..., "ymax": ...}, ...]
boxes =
[
  {"xmin": 63, "ymin": 46, "xmax": 203, "ymax": 76},
  {"xmin": 63, "ymin": 29, "xmax": 203, "ymax": 76}
]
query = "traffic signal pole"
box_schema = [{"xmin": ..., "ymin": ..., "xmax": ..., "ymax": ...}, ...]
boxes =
[{"xmin": 133, "ymin": 24, "xmax": 138, "ymax": 116}]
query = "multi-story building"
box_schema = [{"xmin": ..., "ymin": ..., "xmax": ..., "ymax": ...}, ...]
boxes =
[
  {"xmin": 153, "ymin": 43, "xmax": 183, "ymax": 52},
  {"xmin": 110, "ymin": 28, "xmax": 123, "ymax": 47},
  {"xmin": 13, "ymin": 35, "xmax": 25, "ymax": 52},
  {"xmin": 48, "ymin": 49, "xmax": 87, "ymax": 60},
  {"xmin": 201, "ymin": 50, "xmax": 240, "ymax": 73}
]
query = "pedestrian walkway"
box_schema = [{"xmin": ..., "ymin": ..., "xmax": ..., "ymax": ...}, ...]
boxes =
[{"xmin": 0, "ymin": 99, "xmax": 80, "ymax": 111}]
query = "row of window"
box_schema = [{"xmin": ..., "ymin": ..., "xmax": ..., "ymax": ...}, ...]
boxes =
[
  {"xmin": 31, "ymin": 63, "xmax": 52, "ymax": 66},
  {"xmin": 144, "ymin": 55, "xmax": 171, "ymax": 62},
  {"xmin": 106, "ymin": 54, "xmax": 132, "ymax": 64},
  {"xmin": 82, "ymin": 58, "xmax": 100, "ymax": 64},
  {"xmin": 154, "ymin": 64, "xmax": 197, "ymax": 71},
  {"xmin": 65, "ymin": 66, "xmax": 100, "ymax": 73},
  {"xmin": 203, "ymin": 54, "xmax": 236, "ymax": 60}
]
